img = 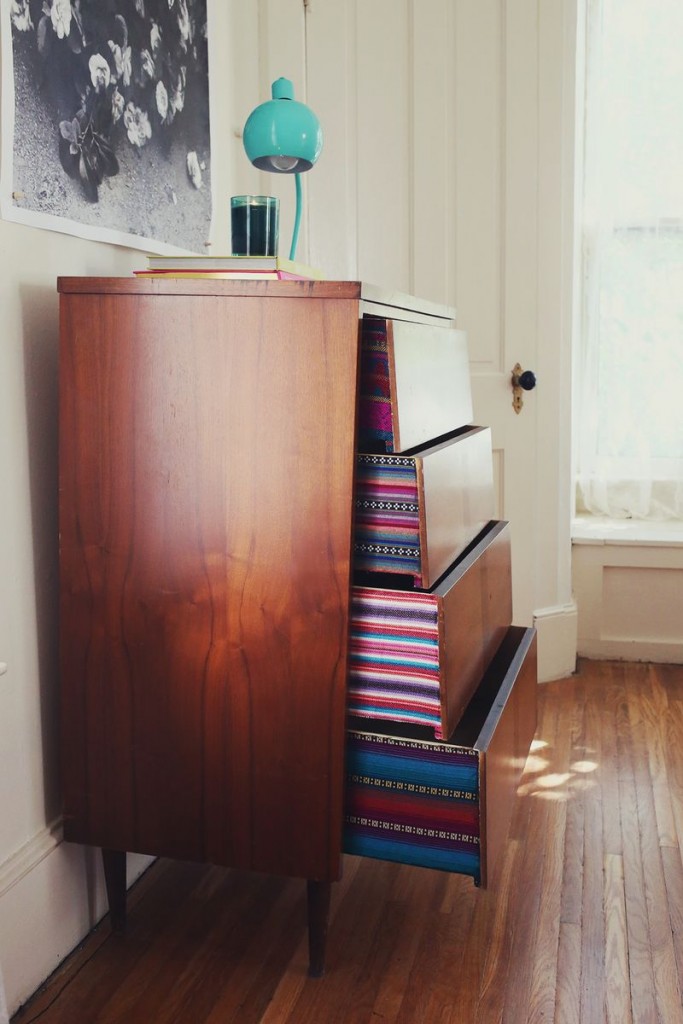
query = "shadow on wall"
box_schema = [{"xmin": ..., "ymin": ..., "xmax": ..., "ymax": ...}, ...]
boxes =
[{"xmin": 21, "ymin": 284, "xmax": 61, "ymax": 827}]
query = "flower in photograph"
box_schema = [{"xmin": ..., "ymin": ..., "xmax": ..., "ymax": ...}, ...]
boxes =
[
  {"xmin": 50, "ymin": 0, "xmax": 72, "ymax": 40},
  {"xmin": 155, "ymin": 80, "xmax": 169, "ymax": 121},
  {"xmin": 186, "ymin": 151, "xmax": 202, "ymax": 189},
  {"xmin": 10, "ymin": 0, "xmax": 32, "ymax": 32},
  {"xmin": 150, "ymin": 20, "xmax": 162, "ymax": 54},
  {"xmin": 170, "ymin": 67, "xmax": 186, "ymax": 116},
  {"xmin": 177, "ymin": 0, "xmax": 191, "ymax": 50},
  {"xmin": 89, "ymin": 54, "xmax": 111, "ymax": 92},
  {"xmin": 109, "ymin": 41, "xmax": 132, "ymax": 88},
  {"xmin": 139, "ymin": 48, "xmax": 155, "ymax": 83},
  {"xmin": 111, "ymin": 88, "xmax": 125, "ymax": 124},
  {"xmin": 124, "ymin": 103, "xmax": 152, "ymax": 147},
  {"xmin": 59, "ymin": 117, "xmax": 82, "ymax": 159}
]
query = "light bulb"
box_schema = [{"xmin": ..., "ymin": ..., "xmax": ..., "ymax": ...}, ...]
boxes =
[{"xmin": 269, "ymin": 155, "xmax": 300, "ymax": 172}]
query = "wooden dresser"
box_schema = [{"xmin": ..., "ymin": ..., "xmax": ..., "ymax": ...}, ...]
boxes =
[{"xmin": 58, "ymin": 278, "xmax": 536, "ymax": 974}]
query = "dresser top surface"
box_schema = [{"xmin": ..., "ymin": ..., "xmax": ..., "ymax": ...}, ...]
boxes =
[{"xmin": 57, "ymin": 277, "xmax": 457, "ymax": 324}]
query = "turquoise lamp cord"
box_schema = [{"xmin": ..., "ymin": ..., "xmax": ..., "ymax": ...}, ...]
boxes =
[{"xmin": 289, "ymin": 173, "xmax": 302, "ymax": 261}]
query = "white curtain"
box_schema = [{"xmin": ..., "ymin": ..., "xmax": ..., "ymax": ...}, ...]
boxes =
[{"xmin": 575, "ymin": 0, "xmax": 683, "ymax": 520}]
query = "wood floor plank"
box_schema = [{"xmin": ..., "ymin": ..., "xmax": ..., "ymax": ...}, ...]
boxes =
[
  {"xmin": 500, "ymin": 687, "xmax": 560, "ymax": 1024},
  {"xmin": 603, "ymin": 853, "xmax": 632, "ymax": 1024},
  {"xmin": 473, "ymin": 835, "xmax": 519, "ymax": 1024},
  {"xmin": 13, "ymin": 659, "xmax": 683, "ymax": 1024},
  {"xmin": 526, "ymin": 681, "xmax": 574, "ymax": 1024},
  {"xmin": 639, "ymin": 665, "xmax": 678, "ymax": 849},
  {"xmin": 580, "ymin": 670, "xmax": 607, "ymax": 1024},
  {"xmin": 619, "ymin": 780, "xmax": 659, "ymax": 1024},
  {"xmin": 627, "ymin": 668, "xmax": 683, "ymax": 1024},
  {"xmin": 614, "ymin": 662, "xmax": 658, "ymax": 1024},
  {"xmin": 661, "ymin": 685, "xmax": 683, "ymax": 850},
  {"xmin": 661, "ymin": 846, "xmax": 683, "ymax": 1009},
  {"xmin": 560, "ymin": 675, "xmax": 587, "ymax": 932},
  {"xmin": 554, "ymin": 921, "xmax": 582, "ymax": 1024},
  {"xmin": 598, "ymin": 666, "xmax": 623, "ymax": 857}
]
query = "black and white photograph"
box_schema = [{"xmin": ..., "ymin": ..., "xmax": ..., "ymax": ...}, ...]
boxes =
[{"xmin": 1, "ymin": 0, "xmax": 212, "ymax": 253}]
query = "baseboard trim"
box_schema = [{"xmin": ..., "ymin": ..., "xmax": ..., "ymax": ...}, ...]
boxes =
[
  {"xmin": 533, "ymin": 601, "xmax": 578, "ymax": 682},
  {"xmin": 0, "ymin": 818, "xmax": 63, "ymax": 899},
  {"xmin": 577, "ymin": 638, "xmax": 683, "ymax": 664}
]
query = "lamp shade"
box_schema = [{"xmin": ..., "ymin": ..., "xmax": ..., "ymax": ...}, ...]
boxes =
[{"xmin": 243, "ymin": 77, "xmax": 323, "ymax": 173}]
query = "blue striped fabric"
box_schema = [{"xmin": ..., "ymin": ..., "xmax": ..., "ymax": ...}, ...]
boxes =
[
  {"xmin": 344, "ymin": 728, "xmax": 482, "ymax": 882},
  {"xmin": 343, "ymin": 832, "xmax": 480, "ymax": 876}
]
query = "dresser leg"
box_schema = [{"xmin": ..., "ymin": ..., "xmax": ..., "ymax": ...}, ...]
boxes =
[
  {"xmin": 306, "ymin": 880, "xmax": 331, "ymax": 977},
  {"xmin": 102, "ymin": 849, "xmax": 127, "ymax": 933}
]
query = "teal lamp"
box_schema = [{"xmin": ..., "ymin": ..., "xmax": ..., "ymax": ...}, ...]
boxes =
[{"xmin": 242, "ymin": 77, "xmax": 323, "ymax": 261}]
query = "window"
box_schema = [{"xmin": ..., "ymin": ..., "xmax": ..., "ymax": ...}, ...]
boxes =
[{"xmin": 575, "ymin": 0, "xmax": 683, "ymax": 520}]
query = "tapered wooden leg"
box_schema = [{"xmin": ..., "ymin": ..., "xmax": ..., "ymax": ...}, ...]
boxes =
[
  {"xmin": 102, "ymin": 849, "xmax": 127, "ymax": 933},
  {"xmin": 307, "ymin": 880, "xmax": 331, "ymax": 977}
]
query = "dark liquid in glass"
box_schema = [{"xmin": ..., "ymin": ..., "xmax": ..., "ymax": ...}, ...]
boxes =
[{"xmin": 231, "ymin": 201, "xmax": 277, "ymax": 256}]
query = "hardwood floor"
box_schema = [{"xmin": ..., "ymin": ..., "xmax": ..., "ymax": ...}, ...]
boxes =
[{"xmin": 12, "ymin": 659, "xmax": 683, "ymax": 1023}]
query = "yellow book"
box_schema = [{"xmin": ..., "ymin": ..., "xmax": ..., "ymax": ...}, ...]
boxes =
[{"xmin": 144, "ymin": 254, "xmax": 324, "ymax": 278}]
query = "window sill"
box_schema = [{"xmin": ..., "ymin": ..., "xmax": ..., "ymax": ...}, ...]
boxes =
[{"xmin": 572, "ymin": 513, "xmax": 683, "ymax": 547}]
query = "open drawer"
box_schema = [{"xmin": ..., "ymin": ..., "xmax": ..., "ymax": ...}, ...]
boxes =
[
  {"xmin": 343, "ymin": 625, "xmax": 537, "ymax": 888},
  {"xmin": 348, "ymin": 520, "xmax": 512, "ymax": 740},
  {"xmin": 353, "ymin": 426, "xmax": 494, "ymax": 588},
  {"xmin": 358, "ymin": 315, "xmax": 473, "ymax": 453}
]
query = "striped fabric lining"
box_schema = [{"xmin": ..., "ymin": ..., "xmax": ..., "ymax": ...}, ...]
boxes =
[
  {"xmin": 348, "ymin": 587, "xmax": 444, "ymax": 736},
  {"xmin": 344, "ymin": 730, "xmax": 481, "ymax": 880},
  {"xmin": 358, "ymin": 319, "xmax": 394, "ymax": 452},
  {"xmin": 353, "ymin": 454, "xmax": 422, "ymax": 579}
]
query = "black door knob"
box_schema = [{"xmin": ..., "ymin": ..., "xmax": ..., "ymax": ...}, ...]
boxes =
[{"xmin": 511, "ymin": 363, "xmax": 537, "ymax": 414}]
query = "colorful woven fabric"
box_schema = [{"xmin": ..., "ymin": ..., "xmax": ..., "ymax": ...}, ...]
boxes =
[
  {"xmin": 358, "ymin": 319, "xmax": 394, "ymax": 452},
  {"xmin": 353, "ymin": 454, "xmax": 422, "ymax": 578},
  {"xmin": 344, "ymin": 729, "xmax": 481, "ymax": 880},
  {"xmin": 348, "ymin": 587, "xmax": 445, "ymax": 736}
]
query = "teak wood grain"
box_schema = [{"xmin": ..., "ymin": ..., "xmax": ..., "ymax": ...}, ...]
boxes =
[
  {"xmin": 418, "ymin": 426, "xmax": 494, "ymax": 587},
  {"xmin": 59, "ymin": 283, "xmax": 361, "ymax": 881},
  {"xmin": 437, "ymin": 520, "xmax": 512, "ymax": 739},
  {"xmin": 17, "ymin": 659, "xmax": 683, "ymax": 1024}
]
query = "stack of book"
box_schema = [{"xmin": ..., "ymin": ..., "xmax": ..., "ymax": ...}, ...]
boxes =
[{"xmin": 135, "ymin": 255, "xmax": 324, "ymax": 281}]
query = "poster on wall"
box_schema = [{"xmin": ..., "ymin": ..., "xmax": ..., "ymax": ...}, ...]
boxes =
[{"xmin": 0, "ymin": 0, "xmax": 211, "ymax": 255}]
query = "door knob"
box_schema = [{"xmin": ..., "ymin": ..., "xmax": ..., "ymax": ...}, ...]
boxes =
[{"xmin": 511, "ymin": 363, "xmax": 537, "ymax": 414}]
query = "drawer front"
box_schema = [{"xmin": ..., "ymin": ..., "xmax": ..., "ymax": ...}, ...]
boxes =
[
  {"xmin": 343, "ymin": 626, "xmax": 537, "ymax": 888},
  {"xmin": 353, "ymin": 427, "xmax": 495, "ymax": 587},
  {"xmin": 475, "ymin": 628, "xmax": 538, "ymax": 886},
  {"xmin": 347, "ymin": 521, "xmax": 512, "ymax": 739},
  {"xmin": 358, "ymin": 317, "xmax": 473, "ymax": 453}
]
